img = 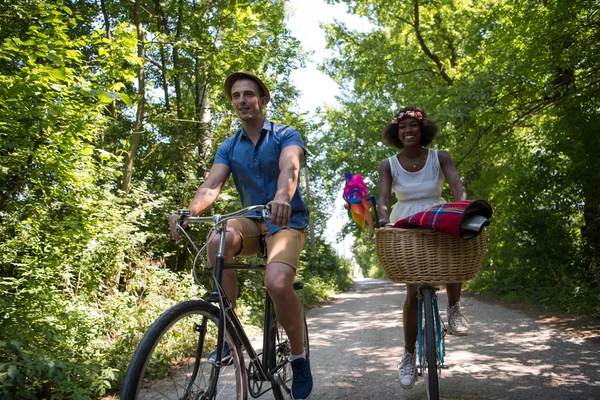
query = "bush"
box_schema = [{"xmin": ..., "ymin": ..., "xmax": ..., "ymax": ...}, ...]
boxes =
[{"xmin": 0, "ymin": 258, "xmax": 200, "ymax": 399}]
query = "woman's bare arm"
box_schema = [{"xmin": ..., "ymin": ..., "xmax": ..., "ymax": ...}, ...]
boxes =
[
  {"xmin": 438, "ymin": 150, "xmax": 467, "ymax": 201},
  {"xmin": 378, "ymin": 159, "xmax": 393, "ymax": 225}
]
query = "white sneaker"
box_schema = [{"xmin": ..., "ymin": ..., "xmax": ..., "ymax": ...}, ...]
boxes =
[
  {"xmin": 398, "ymin": 348, "xmax": 417, "ymax": 389},
  {"xmin": 447, "ymin": 301, "xmax": 471, "ymax": 336}
]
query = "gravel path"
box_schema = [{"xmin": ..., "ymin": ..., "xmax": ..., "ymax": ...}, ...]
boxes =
[
  {"xmin": 305, "ymin": 278, "xmax": 600, "ymax": 400},
  {"xmin": 118, "ymin": 278, "xmax": 599, "ymax": 399}
]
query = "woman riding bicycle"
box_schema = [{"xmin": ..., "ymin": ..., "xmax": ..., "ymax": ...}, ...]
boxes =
[{"xmin": 377, "ymin": 106, "xmax": 471, "ymax": 390}]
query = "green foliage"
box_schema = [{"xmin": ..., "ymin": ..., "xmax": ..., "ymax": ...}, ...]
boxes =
[
  {"xmin": 0, "ymin": 1, "xmax": 351, "ymax": 397},
  {"xmin": 0, "ymin": 179, "xmax": 199, "ymax": 397},
  {"xmin": 349, "ymin": 231, "xmax": 383, "ymax": 279},
  {"xmin": 0, "ymin": 254, "xmax": 200, "ymax": 398},
  {"xmin": 300, "ymin": 237, "xmax": 354, "ymax": 301},
  {"xmin": 321, "ymin": 0, "xmax": 600, "ymax": 315}
]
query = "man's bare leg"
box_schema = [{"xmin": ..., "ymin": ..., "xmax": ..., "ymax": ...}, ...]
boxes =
[{"xmin": 265, "ymin": 262, "xmax": 304, "ymax": 355}]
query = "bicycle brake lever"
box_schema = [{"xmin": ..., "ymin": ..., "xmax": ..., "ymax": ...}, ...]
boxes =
[
  {"xmin": 177, "ymin": 209, "xmax": 191, "ymax": 217},
  {"xmin": 262, "ymin": 205, "xmax": 271, "ymax": 220},
  {"xmin": 176, "ymin": 209, "xmax": 191, "ymax": 231}
]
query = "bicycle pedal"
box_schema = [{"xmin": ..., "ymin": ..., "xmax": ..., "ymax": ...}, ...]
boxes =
[
  {"xmin": 213, "ymin": 359, "xmax": 233, "ymax": 367},
  {"xmin": 272, "ymin": 372, "xmax": 290, "ymax": 393}
]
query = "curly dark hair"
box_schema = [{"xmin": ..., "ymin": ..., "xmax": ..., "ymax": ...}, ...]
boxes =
[{"xmin": 382, "ymin": 106, "xmax": 438, "ymax": 149}]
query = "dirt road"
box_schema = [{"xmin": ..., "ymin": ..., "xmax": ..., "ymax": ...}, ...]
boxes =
[{"xmin": 304, "ymin": 278, "xmax": 600, "ymax": 399}]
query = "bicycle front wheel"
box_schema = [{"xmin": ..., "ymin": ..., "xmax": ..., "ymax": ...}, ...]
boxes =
[
  {"xmin": 422, "ymin": 287, "xmax": 440, "ymax": 400},
  {"xmin": 121, "ymin": 300, "xmax": 247, "ymax": 400}
]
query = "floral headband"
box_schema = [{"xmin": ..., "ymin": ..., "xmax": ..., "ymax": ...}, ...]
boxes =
[{"xmin": 391, "ymin": 110, "xmax": 423, "ymax": 124}]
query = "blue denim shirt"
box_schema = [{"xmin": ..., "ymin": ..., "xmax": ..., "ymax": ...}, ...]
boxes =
[{"xmin": 215, "ymin": 118, "xmax": 309, "ymax": 234}]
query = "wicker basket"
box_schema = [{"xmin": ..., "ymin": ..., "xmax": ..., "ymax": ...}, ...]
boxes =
[{"xmin": 375, "ymin": 228, "xmax": 487, "ymax": 284}]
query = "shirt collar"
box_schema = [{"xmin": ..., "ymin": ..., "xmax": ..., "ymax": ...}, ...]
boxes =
[{"xmin": 240, "ymin": 118, "xmax": 272, "ymax": 138}]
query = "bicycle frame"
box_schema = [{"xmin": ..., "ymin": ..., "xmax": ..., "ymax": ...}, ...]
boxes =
[{"xmin": 177, "ymin": 206, "xmax": 289, "ymax": 398}]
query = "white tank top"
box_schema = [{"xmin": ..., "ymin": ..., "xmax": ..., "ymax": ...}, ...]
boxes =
[{"xmin": 388, "ymin": 149, "xmax": 446, "ymax": 223}]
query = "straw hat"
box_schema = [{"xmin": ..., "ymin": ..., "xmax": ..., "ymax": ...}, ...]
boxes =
[{"xmin": 224, "ymin": 71, "xmax": 270, "ymax": 104}]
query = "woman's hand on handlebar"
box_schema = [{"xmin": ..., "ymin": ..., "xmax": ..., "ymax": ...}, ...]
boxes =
[
  {"xmin": 267, "ymin": 199, "xmax": 292, "ymax": 227},
  {"xmin": 378, "ymin": 218, "xmax": 391, "ymax": 228}
]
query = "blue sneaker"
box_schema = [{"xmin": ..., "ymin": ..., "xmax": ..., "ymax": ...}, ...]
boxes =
[
  {"xmin": 290, "ymin": 356, "xmax": 313, "ymax": 400},
  {"xmin": 206, "ymin": 341, "xmax": 232, "ymax": 365}
]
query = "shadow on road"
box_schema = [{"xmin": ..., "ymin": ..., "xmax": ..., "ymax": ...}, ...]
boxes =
[{"xmin": 306, "ymin": 278, "xmax": 600, "ymax": 400}]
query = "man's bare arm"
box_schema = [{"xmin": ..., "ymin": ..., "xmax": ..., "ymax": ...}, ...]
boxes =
[
  {"xmin": 269, "ymin": 145, "xmax": 304, "ymax": 227},
  {"xmin": 169, "ymin": 164, "xmax": 231, "ymax": 241},
  {"xmin": 188, "ymin": 164, "xmax": 232, "ymax": 216}
]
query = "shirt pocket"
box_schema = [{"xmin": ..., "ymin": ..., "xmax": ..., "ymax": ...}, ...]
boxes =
[
  {"xmin": 259, "ymin": 135, "xmax": 281, "ymax": 178},
  {"xmin": 230, "ymin": 155, "xmax": 254, "ymax": 184},
  {"xmin": 260, "ymin": 152, "xmax": 281, "ymax": 185}
]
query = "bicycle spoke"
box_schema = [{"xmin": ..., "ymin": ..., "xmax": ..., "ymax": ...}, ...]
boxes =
[
  {"xmin": 423, "ymin": 287, "xmax": 440, "ymax": 400},
  {"xmin": 122, "ymin": 301, "xmax": 246, "ymax": 399}
]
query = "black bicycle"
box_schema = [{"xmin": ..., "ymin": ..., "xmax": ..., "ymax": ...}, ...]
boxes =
[{"xmin": 121, "ymin": 205, "xmax": 309, "ymax": 399}]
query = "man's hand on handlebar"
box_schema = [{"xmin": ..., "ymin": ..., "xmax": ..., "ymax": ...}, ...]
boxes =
[
  {"xmin": 169, "ymin": 213, "xmax": 188, "ymax": 243},
  {"xmin": 267, "ymin": 199, "xmax": 292, "ymax": 227}
]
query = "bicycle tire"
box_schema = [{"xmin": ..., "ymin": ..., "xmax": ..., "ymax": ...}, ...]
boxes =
[
  {"xmin": 303, "ymin": 313, "xmax": 310, "ymax": 357},
  {"xmin": 121, "ymin": 300, "xmax": 247, "ymax": 400},
  {"xmin": 423, "ymin": 287, "xmax": 440, "ymax": 400},
  {"xmin": 268, "ymin": 308, "xmax": 310, "ymax": 400}
]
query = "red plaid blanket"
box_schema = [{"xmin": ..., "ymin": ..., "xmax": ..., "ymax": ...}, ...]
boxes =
[{"xmin": 391, "ymin": 200, "xmax": 493, "ymax": 239}]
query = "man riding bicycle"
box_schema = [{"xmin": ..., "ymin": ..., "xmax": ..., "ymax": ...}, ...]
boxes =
[{"xmin": 169, "ymin": 71, "xmax": 313, "ymax": 400}]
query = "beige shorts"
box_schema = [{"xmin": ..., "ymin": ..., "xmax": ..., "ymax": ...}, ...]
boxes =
[{"xmin": 228, "ymin": 217, "xmax": 306, "ymax": 270}]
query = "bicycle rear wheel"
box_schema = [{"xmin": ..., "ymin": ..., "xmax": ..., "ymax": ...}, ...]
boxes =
[
  {"xmin": 268, "ymin": 308, "xmax": 310, "ymax": 400},
  {"xmin": 121, "ymin": 300, "xmax": 247, "ymax": 399},
  {"xmin": 422, "ymin": 287, "xmax": 440, "ymax": 400}
]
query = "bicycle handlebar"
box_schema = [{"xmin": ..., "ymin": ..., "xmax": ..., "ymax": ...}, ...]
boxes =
[{"xmin": 176, "ymin": 205, "xmax": 271, "ymax": 226}]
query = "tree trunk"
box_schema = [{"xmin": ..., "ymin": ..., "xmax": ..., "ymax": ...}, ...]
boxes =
[
  {"xmin": 582, "ymin": 186, "xmax": 600, "ymax": 262},
  {"xmin": 100, "ymin": 0, "xmax": 118, "ymax": 151},
  {"xmin": 412, "ymin": 0, "xmax": 453, "ymax": 86},
  {"xmin": 192, "ymin": 0, "xmax": 212, "ymax": 178},
  {"xmin": 121, "ymin": 0, "xmax": 145, "ymax": 194},
  {"xmin": 195, "ymin": 77, "xmax": 212, "ymax": 178},
  {"xmin": 154, "ymin": 0, "xmax": 170, "ymax": 111},
  {"xmin": 581, "ymin": 121, "xmax": 600, "ymax": 264},
  {"xmin": 303, "ymin": 165, "xmax": 316, "ymax": 253},
  {"xmin": 173, "ymin": 0, "xmax": 183, "ymax": 120}
]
